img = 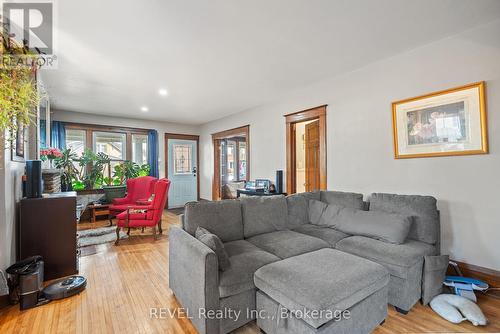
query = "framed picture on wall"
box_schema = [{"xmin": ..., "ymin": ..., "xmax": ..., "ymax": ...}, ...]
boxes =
[
  {"xmin": 392, "ymin": 81, "xmax": 488, "ymax": 159},
  {"xmin": 11, "ymin": 121, "xmax": 26, "ymax": 162}
]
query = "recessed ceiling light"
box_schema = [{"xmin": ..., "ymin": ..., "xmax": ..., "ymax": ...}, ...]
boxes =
[
  {"xmin": 140, "ymin": 106, "xmax": 149, "ymax": 112},
  {"xmin": 159, "ymin": 88, "xmax": 168, "ymax": 96}
]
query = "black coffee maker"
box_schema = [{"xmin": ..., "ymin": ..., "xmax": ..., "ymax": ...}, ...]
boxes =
[{"xmin": 6, "ymin": 256, "xmax": 49, "ymax": 309}]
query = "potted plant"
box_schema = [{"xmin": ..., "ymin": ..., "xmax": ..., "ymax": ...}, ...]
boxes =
[
  {"xmin": 40, "ymin": 147, "xmax": 63, "ymax": 168},
  {"xmin": 0, "ymin": 32, "xmax": 39, "ymax": 147},
  {"xmin": 53, "ymin": 148, "xmax": 79, "ymax": 191},
  {"xmin": 101, "ymin": 181, "xmax": 127, "ymax": 204},
  {"xmin": 72, "ymin": 149, "xmax": 105, "ymax": 190}
]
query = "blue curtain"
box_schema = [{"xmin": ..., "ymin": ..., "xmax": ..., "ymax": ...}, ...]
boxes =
[
  {"xmin": 51, "ymin": 121, "xmax": 66, "ymax": 150},
  {"xmin": 147, "ymin": 130, "xmax": 159, "ymax": 178},
  {"xmin": 40, "ymin": 120, "xmax": 47, "ymax": 148}
]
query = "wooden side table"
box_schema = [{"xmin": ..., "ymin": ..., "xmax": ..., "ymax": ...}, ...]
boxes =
[{"xmin": 88, "ymin": 203, "xmax": 110, "ymax": 223}]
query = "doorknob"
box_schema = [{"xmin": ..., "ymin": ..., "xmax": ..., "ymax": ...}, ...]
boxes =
[{"xmin": 192, "ymin": 166, "xmax": 197, "ymax": 176}]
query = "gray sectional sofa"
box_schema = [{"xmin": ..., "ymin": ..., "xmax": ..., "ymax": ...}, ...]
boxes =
[{"xmin": 169, "ymin": 191, "xmax": 446, "ymax": 334}]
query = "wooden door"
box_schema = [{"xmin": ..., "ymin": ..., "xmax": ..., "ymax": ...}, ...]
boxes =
[
  {"xmin": 285, "ymin": 105, "xmax": 327, "ymax": 194},
  {"xmin": 305, "ymin": 120, "xmax": 320, "ymax": 191}
]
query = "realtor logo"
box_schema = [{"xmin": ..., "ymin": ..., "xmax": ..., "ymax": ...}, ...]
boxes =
[
  {"xmin": 1, "ymin": 0, "xmax": 57, "ymax": 68},
  {"xmin": 2, "ymin": 1, "xmax": 53, "ymax": 53}
]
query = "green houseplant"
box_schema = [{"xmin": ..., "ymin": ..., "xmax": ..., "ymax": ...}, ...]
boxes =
[
  {"xmin": 0, "ymin": 32, "xmax": 39, "ymax": 147},
  {"xmin": 73, "ymin": 149, "xmax": 110, "ymax": 190},
  {"xmin": 113, "ymin": 161, "xmax": 150, "ymax": 185},
  {"xmin": 52, "ymin": 147, "xmax": 152, "ymax": 201},
  {"xmin": 53, "ymin": 148, "xmax": 79, "ymax": 191}
]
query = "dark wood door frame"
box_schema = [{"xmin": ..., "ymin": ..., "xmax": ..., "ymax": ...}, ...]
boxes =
[
  {"xmin": 164, "ymin": 133, "xmax": 201, "ymax": 206},
  {"xmin": 211, "ymin": 125, "xmax": 250, "ymax": 200},
  {"xmin": 285, "ymin": 105, "xmax": 327, "ymax": 194}
]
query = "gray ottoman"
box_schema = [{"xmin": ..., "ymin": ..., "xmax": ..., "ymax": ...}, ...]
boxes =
[{"xmin": 254, "ymin": 248, "xmax": 389, "ymax": 334}]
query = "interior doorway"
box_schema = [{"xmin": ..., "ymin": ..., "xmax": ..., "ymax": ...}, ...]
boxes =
[
  {"xmin": 285, "ymin": 105, "xmax": 327, "ymax": 194},
  {"xmin": 212, "ymin": 125, "xmax": 250, "ymax": 200}
]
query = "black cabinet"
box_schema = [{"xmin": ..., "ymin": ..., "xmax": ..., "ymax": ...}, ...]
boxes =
[{"xmin": 19, "ymin": 192, "xmax": 78, "ymax": 280}]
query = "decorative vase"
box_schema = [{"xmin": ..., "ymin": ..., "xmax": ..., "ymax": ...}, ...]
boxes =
[{"xmin": 41, "ymin": 169, "xmax": 62, "ymax": 193}]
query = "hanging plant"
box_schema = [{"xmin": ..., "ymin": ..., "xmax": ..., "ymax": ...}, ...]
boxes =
[{"xmin": 0, "ymin": 30, "xmax": 40, "ymax": 147}]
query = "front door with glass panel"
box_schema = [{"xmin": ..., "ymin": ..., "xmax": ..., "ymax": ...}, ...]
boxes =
[{"xmin": 168, "ymin": 139, "xmax": 197, "ymax": 208}]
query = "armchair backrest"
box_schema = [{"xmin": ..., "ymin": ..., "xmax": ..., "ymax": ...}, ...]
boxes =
[
  {"xmin": 127, "ymin": 176, "xmax": 158, "ymax": 201},
  {"xmin": 149, "ymin": 179, "xmax": 171, "ymax": 222}
]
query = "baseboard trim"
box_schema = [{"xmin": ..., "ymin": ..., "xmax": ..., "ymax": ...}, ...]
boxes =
[{"xmin": 448, "ymin": 260, "xmax": 500, "ymax": 288}]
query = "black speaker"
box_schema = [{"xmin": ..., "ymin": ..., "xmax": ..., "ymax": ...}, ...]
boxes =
[
  {"xmin": 275, "ymin": 170, "xmax": 283, "ymax": 194},
  {"xmin": 26, "ymin": 160, "xmax": 42, "ymax": 198}
]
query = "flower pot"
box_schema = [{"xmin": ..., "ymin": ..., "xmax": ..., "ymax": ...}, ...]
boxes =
[
  {"xmin": 41, "ymin": 169, "xmax": 62, "ymax": 193},
  {"xmin": 102, "ymin": 185, "xmax": 127, "ymax": 204}
]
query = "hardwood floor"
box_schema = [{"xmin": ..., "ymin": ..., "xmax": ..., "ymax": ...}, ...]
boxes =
[{"xmin": 1, "ymin": 212, "xmax": 499, "ymax": 333}]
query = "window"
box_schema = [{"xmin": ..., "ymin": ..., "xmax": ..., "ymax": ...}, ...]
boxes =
[
  {"xmin": 93, "ymin": 132, "xmax": 126, "ymax": 160},
  {"xmin": 132, "ymin": 134, "xmax": 148, "ymax": 165},
  {"xmin": 218, "ymin": 137, "xmax": 246, "ymax": 184},
  {"xmin": 238, "ymin": 141, "xmax": 247, "ymax": 180},
  {"xmin": 64, "ymin": 124, "xmax": 150, "ymax": 176},
  {"xmin": 65, "ymin": 129, "xmax": 86, "ymax": 156},
  {"xmin": 173, "ymin": 144, "xmax": 192, "ymax": 174},
  {"xmin": 226, "ymin": 141, "xmax": 237, "ymax": 181}
]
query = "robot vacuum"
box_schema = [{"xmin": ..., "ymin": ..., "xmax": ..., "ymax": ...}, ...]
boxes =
[{"xmin": 43, "ymin": 276, "xmax": 87, "ymax": 300}]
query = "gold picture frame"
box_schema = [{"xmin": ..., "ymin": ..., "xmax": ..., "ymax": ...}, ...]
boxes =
[{"xmin": 392, "ymin": 82, "xmax": 488, "ymax": 159}]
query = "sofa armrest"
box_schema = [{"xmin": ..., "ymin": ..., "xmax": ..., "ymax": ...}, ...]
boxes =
[
  {"xmin": 178, "ymin": 213, "xmax": 185, "ymax": 228},
  {"xmin": 169, "ymin": 225, "xmax": 220, "ymax": 334}
]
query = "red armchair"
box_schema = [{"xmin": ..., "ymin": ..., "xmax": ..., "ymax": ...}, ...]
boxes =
[
  {"xmin": 114, "ymin": 178, "xmax": 171, "ymax": 245},
  {"xmin": 109, "ymin": 176, "xmax": 158, "ymax": 225}
]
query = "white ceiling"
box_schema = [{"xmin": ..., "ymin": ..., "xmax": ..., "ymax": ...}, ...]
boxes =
[{"xmin": 42, "ymin": 0, "xmax": 500, "ymax": 125}]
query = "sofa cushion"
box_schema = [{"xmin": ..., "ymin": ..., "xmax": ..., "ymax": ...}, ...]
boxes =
[
  {"xmin": 293, "ymin": 224, "xmax": 349, "ymax": 247},
  {"xmin": 308, "ymin": 199, "xmax": 345, "ymax": 226},
  {"xmin": 247, "ymin": 230, "xmax": 329, "ymax": 259},
  {"xmin": 369, "ymin": 193, "xmax": 439, "ymax": 245},
  {"xmin": 286, "ymin": 191, "xmax": 322, "ymax": 229},
  {"xmin": 254, "ymin": 248, "xmax": 389, "ymax": 328},
  {"xmin": 333, "ymin": 207, "xmax": 412, "ymax": 244},
  {"xmin": 240, "ymin": 196, "xmax": 288, "ymax": 238},
  {"xmin": 308, "ymin": 199, "xmax": 327, "ymax": 225},
  {"xmin": 219, "ymin": 240, "xmax": 280, "ymax": 298},
  {"xmin": 336, "ymin": 236, "xmax": 437, "ymax": 279},
  {"xmin": 295, "ymin": 190, "xmax": 321, "ymax": 201},
  {"xmin": 286, "ymin": 194, "xmax": 308, "ymax": 229},
  {"xmin": 184, "ymin": 200, "xmax": 243, "ymax": 242},
  {"xmin": 320, "ymin": 191, "xmax": 365, "ymax": 210},
  {"xmin": 195, "ymin": 227, "xmax": 231, "ymax": 271}
]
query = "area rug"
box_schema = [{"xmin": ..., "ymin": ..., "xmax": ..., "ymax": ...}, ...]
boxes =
[{"xmin": 78, "ymin": 226, "xmax": 129, "ymax": 248}]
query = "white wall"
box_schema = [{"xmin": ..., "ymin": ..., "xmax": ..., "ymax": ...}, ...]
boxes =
[
  {"xmin": 0, "ymin": 135, "xmax": 28, "ymax": 274},
  {"xmin": 200, "ymin": 19, "xmax": 500, "ymax": 270},
  {"xmin": 51, "ymin": 110, "xmax": 200, "ymax": 178}
]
